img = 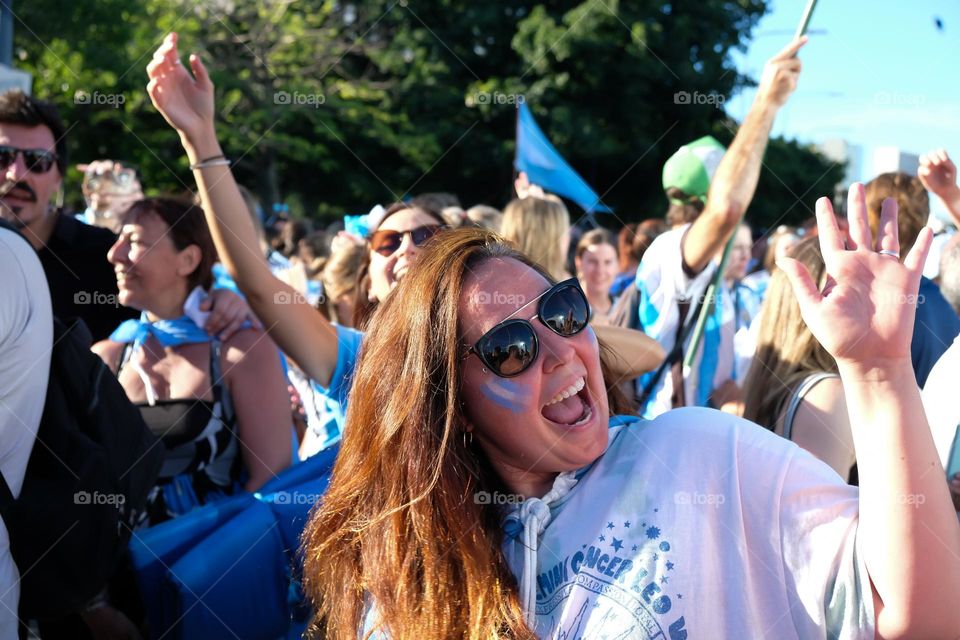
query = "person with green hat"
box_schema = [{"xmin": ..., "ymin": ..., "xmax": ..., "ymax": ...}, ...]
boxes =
[
  {"xmin": 635, "ymin": 36, "xmax": 807, "ymax": 419},
  {"xmin": 662, "ymin": 135, "xmax": 726, "ymax": 227}
]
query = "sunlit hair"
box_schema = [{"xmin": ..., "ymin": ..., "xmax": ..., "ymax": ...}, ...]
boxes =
[
  {"xmin": 742, "ymin": 236, "xmax": 836, "ymax": 428},
  {"xmin": 323, "ymin": 241, "xmax": 366, "ymax": 303},
  {"xmin": 501, "ymin": 196, "xmax": 571, "ymax": 281},
  {"xmin": 322, "ymin": 240, "xmax": 367, "ymax": 325},
  {"xmin": 865, "ymin": 172, "xmax": 929, "ymax": 257},
  {"xmin": 301, "ymin": 227, "xmax": 628, "ymax": 639}
]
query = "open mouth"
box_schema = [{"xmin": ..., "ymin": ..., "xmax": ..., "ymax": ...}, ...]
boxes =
[{"xmin": 540, "ymin": 376, "xmax": 594, "ymax": 427}]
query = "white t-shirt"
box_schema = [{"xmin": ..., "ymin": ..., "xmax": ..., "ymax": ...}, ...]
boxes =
[
  {"xmin": 922, "ymin": 332, "xmax": 960, "ymax": 477},
  {"xmin": 0, "ymin": 227, "xmax": 52, "ymax": 634},
  {"xmin": 635, "ymin": 227, "xmax": 736, "ymax": 417},
  {"xmin": 501, "ymin": 410, "xmax": 874, "ymax": 639}
]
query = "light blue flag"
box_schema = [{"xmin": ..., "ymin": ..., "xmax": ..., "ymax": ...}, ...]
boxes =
[{"xmin": 514, "ymin": 102, "xmax": 612, "ymax": 213}]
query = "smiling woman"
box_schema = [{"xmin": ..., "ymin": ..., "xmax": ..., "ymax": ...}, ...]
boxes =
[{"xmin": 91, "ymin": 197, "xmax": 291, "ymax": 525}]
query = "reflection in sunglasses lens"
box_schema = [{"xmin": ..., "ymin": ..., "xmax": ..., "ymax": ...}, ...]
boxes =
[
  {"xmin": 541, "ymin": 286, "xmax": 589, "ymax": 335},
  {"xmin": 483, "ymin": 323, "xmax": 535, "ymax": 376}
]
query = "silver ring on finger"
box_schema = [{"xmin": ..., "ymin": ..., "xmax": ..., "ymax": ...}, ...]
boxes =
[{"xmin": 878, "ymin": 249, "xmax": 900, "ymax": 259}]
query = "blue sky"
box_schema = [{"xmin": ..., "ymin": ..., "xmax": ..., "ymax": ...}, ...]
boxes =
[{"xmin": 729, "ymin": 0, "xmax": 960, "ymax": 188}]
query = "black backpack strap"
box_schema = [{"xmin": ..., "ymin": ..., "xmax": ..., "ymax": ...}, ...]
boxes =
[{"xmin": 638, "ymin": 290, "xmax": 707, "ymax": 409}]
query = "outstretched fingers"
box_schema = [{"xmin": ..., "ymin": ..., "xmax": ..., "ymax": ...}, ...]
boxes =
[
  {"xmin": 777, "ymin": 256, "xmax": 821, "ymax": 317},
  {"xmin": 875, "ymin": 197, "xmax": 900, "ymax": 255},
  {"xmin": 846, "ymin": 182, "xmax": 873, "ymax": 251},
  {"xmin": 903, "ymin": 226, "xmax": 933, "ymax": 277},
  {"xmin": 188, "ymin": 54, "xmax": 211, "ymax": 91},
  {"xmin": 814, "ymin": 195, "xmax": 844, "ymax": 260}
]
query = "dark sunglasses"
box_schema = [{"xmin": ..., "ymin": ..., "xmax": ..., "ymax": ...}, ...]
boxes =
[
  {"xmin": 0, "ymin": 146, "xmax": 58, "ymax": 174},
  {"xmin": 369, "ymin": 224, "xmax": 444, "ymax": 257},
  {"xmin": 466, "ymin": 278, "xmax": 590, "ymax": 378}
]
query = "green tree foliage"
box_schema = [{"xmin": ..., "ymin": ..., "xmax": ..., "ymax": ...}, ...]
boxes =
[{"xmin": 12, "ymin": 0, "xmax": 844, "ymax": 228}]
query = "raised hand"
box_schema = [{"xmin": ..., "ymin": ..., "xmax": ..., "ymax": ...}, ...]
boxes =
[
  {"xmin": 778, "ymin": 183, "xmax": 932, "ymax": 368},
  {"xmin": 756, "ymin": 37, "xmax": 807, "ymax": 107},
  {"xmin": 146, "ymin": 32, "xmax": 215, "ymax": 143},
  {"xmin": 919, "ymin": 149, "xmax": 958, "ymax": 198}
]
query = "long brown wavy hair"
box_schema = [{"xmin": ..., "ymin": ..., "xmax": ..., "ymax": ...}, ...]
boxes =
[
  {"xmin": 301, "ymin": 227, "xmax": 628, "ymax": 639},
  {"xmin": 742, "ymin": 236, "xmax": 837, "ymax": 429}
]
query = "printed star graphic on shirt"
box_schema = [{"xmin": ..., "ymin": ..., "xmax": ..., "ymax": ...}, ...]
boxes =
[
  {"xmin": 631, "ymin": 545, "xmax": 638, "ymax": 552},
  {"xmin": 607, "ymin": 521, "xmax": 614, "ymax": 529},
  {"xmin": 666, "ymin": 561, "xmax": 675, "ymax": 571},
  {"xmin": 661, "ymin": 576, "xmax": 669, "ymax": 585},
  {"xmin": 610, "ymin": 537, "xmax": 623, "ymax": 552},
  {"xmin": 624, "ymin": 521, "xmax": 631, "ymax": 528},
  {"xmin": 598, "ymin": 534, "xmax": 606, "ymax": 542},
  {"xmin": 645, "ymin": 526, "xmax": 660, "ymax": 540}
]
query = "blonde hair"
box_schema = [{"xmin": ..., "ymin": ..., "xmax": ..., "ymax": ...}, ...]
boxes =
[
  {"xmin": 500, "ymin": 197, "xmax": 571, "ymax": 281},
  {"xmin": 742, "ymin": 236, "xmax": 837, "ymax": 428},
  {"xmin": 323, "ymin": 241, "xmax": 367, "ymax": 303}
]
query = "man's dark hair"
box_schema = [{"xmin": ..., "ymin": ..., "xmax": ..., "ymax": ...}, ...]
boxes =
[
  {"xmin": 0, "ymin": 90, "xmax": 68, "ymax": 174},
  {"xmin": 664, "ymin": 187, "xmax": 705, "ymax": 227}
]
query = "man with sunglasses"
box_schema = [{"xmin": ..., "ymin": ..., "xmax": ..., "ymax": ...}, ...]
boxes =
[{"xmin": 0, "ymin": 90, "xmax": 139, "ymax": 341}]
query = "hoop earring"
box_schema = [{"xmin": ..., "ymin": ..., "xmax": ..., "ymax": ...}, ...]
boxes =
[{"xmin": 463, "ymin": 429, "xmax": 473, "ymax": 448}]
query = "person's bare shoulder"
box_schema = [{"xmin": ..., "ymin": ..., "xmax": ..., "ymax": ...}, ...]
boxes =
[{"xmin": 91, "ymin": 339, "xmax": 126, "ymax": 374}]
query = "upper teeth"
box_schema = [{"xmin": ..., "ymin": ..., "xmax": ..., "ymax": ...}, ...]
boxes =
[{"xmin": 545, "ymin": 377, "xmax": 585, "ymax": 407}]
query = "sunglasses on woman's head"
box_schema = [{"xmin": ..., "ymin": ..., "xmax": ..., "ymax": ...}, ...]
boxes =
[
  {"xmin": 465, "ymin": 278, "xmax": 591, "ymax": 378},
  {"xmin": 369, "ymin": 224, "xmax": 445, "ymax": 257},
  {"xmin": 0, "ymin": 146, "xmax": 58, "ymax": 174}
]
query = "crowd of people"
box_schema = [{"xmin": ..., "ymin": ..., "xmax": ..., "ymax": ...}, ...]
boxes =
[{"xmin": 2, "ymin": 29, "xmax": 960, "ymax": 639}]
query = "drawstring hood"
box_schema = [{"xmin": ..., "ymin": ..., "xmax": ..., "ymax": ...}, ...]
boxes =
[{"xmin": 501, "ymin": 470, "xmax": 579, "ymax": 628}]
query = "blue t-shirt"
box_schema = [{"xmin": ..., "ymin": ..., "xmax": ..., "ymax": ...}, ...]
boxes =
[
  {"xmin": 296, "ymin": 324, "xmax": 364, "ymax": 458},
  {"xmin": 912, "ymin": 277, "xmax": 960, "ymax": 387}
]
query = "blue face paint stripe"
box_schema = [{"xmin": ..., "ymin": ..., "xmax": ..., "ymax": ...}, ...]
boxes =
[{"xmin": 481, "ymin": 379, "xmax": 526, "ymax": 413}]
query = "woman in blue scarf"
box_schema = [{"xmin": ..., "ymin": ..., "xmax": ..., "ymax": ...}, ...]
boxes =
[{"xmin": 92, "ymin": 196, "xmax": 292, "ymax": 525}]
